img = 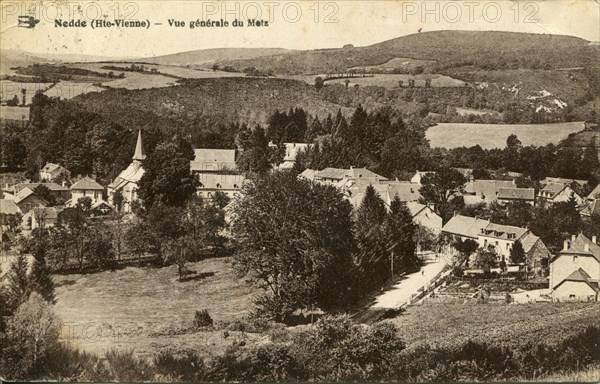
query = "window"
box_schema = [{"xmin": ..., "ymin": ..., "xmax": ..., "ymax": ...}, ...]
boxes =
[
  {"xmin": 573, "ymin": 256, "xmax": 578, "ymax": 263},
  {"xmin": 506, "ymin": 243, "xmax": 510, "ymax": 250}
]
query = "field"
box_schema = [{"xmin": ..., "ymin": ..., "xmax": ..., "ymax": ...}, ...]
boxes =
[
  {"xmin": 1, "ymin": 80, "xmax": 53, "ymax": 105},
  {"xmin": 44, "ymin": 81, "xmax": 105, "ymax": 100},
  {"xmin": 349, "ymin": 57, "xmax": 436, "ymax": 71},
  {"xmin": 455, "ymin": 106, "xmax": 501, "ymax": 116},
  {"xmin": 426, "ymin": 121, "xmax": 585, "ymax": 149},
  {"xmin": 53, "ymin": 257, "xmax": 260, "ymax": 359},
  {"xmin": 391, "ymin": 301, "xmax": 600, "ymax": 352},
  {"xmin": 0, "ymin": 105, "xmax": 29, "ymax": 120}
]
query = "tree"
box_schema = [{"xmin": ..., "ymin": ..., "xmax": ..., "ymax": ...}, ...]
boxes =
[
  {"xmin": 1, "ymin": 136, "xmax": 27, "ymax": 169},
  {"xmin": 231, "ymin": 171, "xmax": 356, "ymax": 322},
  {"xmin": 386, "ymin": 197, "xmax": 418, "ymax": 273},
  {"xmin": 473, "ymin": 248, "xmax": 498, "ymax": 273},
  {"xmin": 314, "ymin": 76, "xmax": 324, "ymax": 92},
  {"xmin": 1, "ymin": 293, "xmax": 62, "ymax": 378},
  {"xmin": 33, "ymin": 185, "xmax": 56, "ymax": 206},
  {"xmin": 419, "ymin": 167, "xmax": 467, "ymax": 222},
  {"xmin": 112, "ymin": 188, "xmax": 125, "ymax": 213},
  {"xmin": 235, "ymin": 126, "xmax": 273, "ymax": 175},
  {"xmin": 138, "ymin": 141, "xmax": 197, "ymax": 208},
  {"xmin": 353, "ymin": 185, "xmax": 389, "ymax": 291},
  {"xmin": 29, "ymin": 253, "xmax": 56, "ymax": 304},
  {"xmin": 510, "ymin": 240, "xmax": 526, "ymax": 265},
  {"xmin": 5, "ymin": 253, "xmax": 30, "ymax": 312},
  {"xmin": 452, "ymin": 238, "xmax": 479, "ymax": 267}
]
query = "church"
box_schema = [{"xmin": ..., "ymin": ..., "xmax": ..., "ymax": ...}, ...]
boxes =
[{"xmin": 107, "ymin": 129, "xmax": 145, "ymax": 212}]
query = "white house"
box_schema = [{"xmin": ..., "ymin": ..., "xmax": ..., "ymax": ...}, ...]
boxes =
[
  {"xmin": 39, "ymin": 163, "xmax": 70, "ymax": 182},
  {"xmin": 549, "ymin": 234, "xmax": 599, "ymax": 302},
  {"xmin": 538, "ymin": 183, "xmax": 584, "ymax": 206},
  {"xmin": 70, "ymin": 177, "xmax": 104, "ymax": 206},
  {"xmin": 108, "ymin": 129, "xmax": 145, "ymax": 213}
]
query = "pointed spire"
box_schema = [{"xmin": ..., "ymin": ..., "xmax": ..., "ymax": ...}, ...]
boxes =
[{"xmin": 133, "ymin": 129, "xmax": 145, "ymax": 162}]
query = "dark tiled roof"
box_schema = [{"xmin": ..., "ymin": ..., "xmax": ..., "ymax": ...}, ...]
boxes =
[{"xmin": 497, "ymin": 187, "xmax": 535, "ymax": 200}]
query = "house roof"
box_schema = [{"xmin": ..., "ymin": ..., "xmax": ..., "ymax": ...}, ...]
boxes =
[
  {"xmin": 540, "ymin": 182, "xmax": 568, "ymax": 198},
  {"xmin": 14, "ymin": 182, "xmax": 69, "ymax": 192},
  {"xmin": 588, "ymin": 184, "xmax": 600, "ymax": 201},
  {"xmin": 14, "ymin": 187, "xmax": 48, "ymax": 205},
  {"xmin": 0, "ymin": 199, "xmax": 21, "ymax": 215},
  {"xmin": 71, "ymin": 177, "xmax": 104, "ymax": 191},
  {"xmin": 442, "ymin": 215, "xmax": 489, "ymax": 239},
  {"xmin": 542, "ymin": 177, "xmax": 588, "ymax": 187},
  {"xmin": 497, "ymin": 187, "xmax": 535, "ymax": 201},
  {"xmin": 581, "ymin": 200, "xmax": 600, "ymax": 217},
  {"xmin": 41, "ymin": 163, "xmax": 67, "ymax": 173},
  {"xmin": 559, "ymin": 234, "xmax": 600, "ymax": 262},
  {"xmin": 480, "ymin": 222, "xmax": 529, "ymax": 241},
  {"xmin": 520, "ymin": 232, "xmax": 541, "ymax": 254},
  {"xmin": 314, "ymin": 167, "xmax": 386, "ymax": 181},
  {"xmin": 190, "ymin": 148, "xmax": 237, "ymax": 172},
  {"xmin": 377, "ymin": 182, "xmax": 422, "ymax": 203},
  {"xmin": 464, "ymin": 179, "xmax": 515, "ymax": 200},
  {"xmin": 554, "ymin": 268, "xmax": 599, "ymax": 292}
]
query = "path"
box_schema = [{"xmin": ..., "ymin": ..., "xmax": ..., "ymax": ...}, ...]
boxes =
[{"xmin": 371, "ymin": 252, "xmax": 448, "ymax": 309}]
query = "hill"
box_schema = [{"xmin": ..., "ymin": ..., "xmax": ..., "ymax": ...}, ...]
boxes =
[
  {"xmin": 70, "ymin": 76, "xmax": 347, "ymax": 129},
  {"xmin": 217, "ymin": 31, "xmax": 596, "ymax": 75},
  {"xmin": 129, "ymin": 47, "xmax": 291, "ymax": 67},
  {"xmin": 0, "ymin": 49, "xmax": 126, "ymax": 75}
]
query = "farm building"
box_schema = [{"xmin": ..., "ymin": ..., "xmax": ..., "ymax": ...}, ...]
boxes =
[
  {"xmin": 108, "ymin": 129, "xmax": 145, "ymax": 213},
  {"xmin": 549, "ymin": 234, "xmax": 599, "ymax": 302}
]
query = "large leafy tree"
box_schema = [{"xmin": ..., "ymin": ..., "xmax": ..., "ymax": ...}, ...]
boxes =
[
  {"xmin": 510, "ymin": 240, "xmax": 526, "ymax": 265},
  {"xmin": 419, "ymin": 167, "xmax": 467, "ymax": 223},
  {"xmin": 138, "ymin": 141, "xmax": 197, "ymax": 208},
  {"xmin": 231, "ymin": 171, "xmax": 356, "ymax": 322}
]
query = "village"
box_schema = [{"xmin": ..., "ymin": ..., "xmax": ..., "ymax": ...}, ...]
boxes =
[{"xmin": 1, "ymin": 6, "xmax": 600, "ymax": 380}]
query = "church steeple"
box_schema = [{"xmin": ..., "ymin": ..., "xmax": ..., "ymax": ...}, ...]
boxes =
[{"xmin": 133, "ymin": 129, "xmax": 145, "ymax": 162}]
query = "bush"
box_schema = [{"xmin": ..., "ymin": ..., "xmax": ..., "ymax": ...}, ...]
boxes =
[
  {"xmin": 194, "ymin": 309, "xmax": 213, "ymax": 329},
  {"xmin": 154, "ymin": 349, "xmax": 205, "ymax": 381}
]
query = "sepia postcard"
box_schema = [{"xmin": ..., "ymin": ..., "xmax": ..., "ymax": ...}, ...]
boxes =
[{"xmin": 0, "ymin": 0, "xmax": 599, "ymax": 382}]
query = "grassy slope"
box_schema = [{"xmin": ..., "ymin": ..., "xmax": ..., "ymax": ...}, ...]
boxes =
[
  {"xmin": 391, "ymin": 302, "xmax": 600, "ymax": 352},
  {"xmin": 53, "ymin": 257, "xmax": 261, "ymax": 359}
]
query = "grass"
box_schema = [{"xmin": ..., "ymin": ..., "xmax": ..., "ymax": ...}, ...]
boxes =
[
  {"xmin": 521, "ymin": 364, "xmax": 600, "ymax": 382},
  {"xmin": 426, "ymin": 121, "xmax": 585, "ymax": 149},
  {"xmin": 0, "ymin": 105, "xmax": 29, "ymax": 120},
  {"xmin": 53, "ymin": 257, "xmax": 260, "ymax": 359},
  {"xmin": 390, "ymin": 301, "xmax": 600, "ymax": 352},
  {"xmin": 44, "ymin": 81, "xmax": 105, "ymax": 100}
]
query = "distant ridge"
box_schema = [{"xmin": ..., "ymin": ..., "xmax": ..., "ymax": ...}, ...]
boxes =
[{"xmin": 128, "ymin": 47, "xmax": 291, "ymax": 66}]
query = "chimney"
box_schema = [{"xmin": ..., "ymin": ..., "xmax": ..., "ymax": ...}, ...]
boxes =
[
  {"xmin": 593, "ymin": 235, "xmax": 597, "ymax": 245},
  {"xmin": 563, "ymin": 240, "xmax": 569, "ymax": 251},
  {"xmin": 584, "ymin": 243, "xmax": 589, "ymax": 252}
]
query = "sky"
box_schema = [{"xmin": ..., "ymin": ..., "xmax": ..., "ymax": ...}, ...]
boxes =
[{"xmin": 1, "ymin": 0, "xmax": 599, "ymax": 58}]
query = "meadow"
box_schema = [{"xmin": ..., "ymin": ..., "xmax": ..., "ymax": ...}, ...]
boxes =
[
  {"xmin": 53, "ymin": 257, "xmax": 259, "ymax": 359},
  {"xmin": 426, "ymin": 121, "xmax": 585, "ymax": 149},
  {"xmin": 0, "ymin": 80, "xmax": 53, "ymax": 105},
  {"xmin": 0, "ymin": 105, "xmax": 29, "ymax": 120}
]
